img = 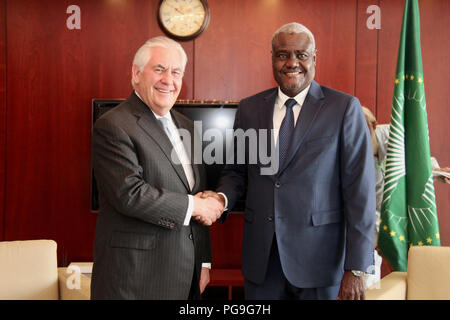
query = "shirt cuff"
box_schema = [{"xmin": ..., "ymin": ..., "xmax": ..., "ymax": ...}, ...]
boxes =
[
  {"xmin": 217, "ymin": 192, "xmax": 228, "ymax": 211},
  {"xmin": 184, "ymin": 195, "xmax": 194, "ymax": 226},
  {"xmin": 202, "ymin": 263, "xmax": 211, "ymax": 269}
]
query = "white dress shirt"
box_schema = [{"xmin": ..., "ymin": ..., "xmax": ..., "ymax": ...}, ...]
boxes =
[{"xmin": 272, "ymin": 84, "xmax": 311, "ymax": 146}]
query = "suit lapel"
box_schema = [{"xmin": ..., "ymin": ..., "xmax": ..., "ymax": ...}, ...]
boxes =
[
  {"xmin": 260, "ymin": 89, "xmax": 277, "ymax": 133},
  {"xmin": 130, "ymin": 93, "xmax": 191, "ymax": 192},
  {"xmin": 278, "ymin": 81, "xmax": 325, "ymax": 175},
  {"xmin": 259, "ymin": 89, "xmax": 277, "ymax": 180}
]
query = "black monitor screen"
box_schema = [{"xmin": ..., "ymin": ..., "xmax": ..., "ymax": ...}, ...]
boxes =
[{"xmin": 91, "ymin": 100, "xmax": 245, "ymax": 212}]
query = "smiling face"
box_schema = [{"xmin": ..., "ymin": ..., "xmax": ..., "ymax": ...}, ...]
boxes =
[
  {"xmin": 272, "ymin": 32, "xmax": 316, "ymax": 97},
  {"xmin": 132, "ymin": 46, "xmax": 183, "ymax": 116}
]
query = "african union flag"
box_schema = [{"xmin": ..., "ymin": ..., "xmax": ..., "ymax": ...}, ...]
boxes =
[{"xmin": 378, "ymin": 0, "xmax": 440, "ymax": 272}]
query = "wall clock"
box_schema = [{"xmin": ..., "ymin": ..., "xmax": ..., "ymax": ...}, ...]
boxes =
[{"xmin": 158, "ymin": 0, "xmax": 210, "ymax": 41}]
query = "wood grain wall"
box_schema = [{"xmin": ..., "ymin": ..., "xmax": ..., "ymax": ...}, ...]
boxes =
[
  {"xmin": 0, "ymin": 0, "xmax": 5, "ymax": 242},
  {"xmin": 0, "ymin": 0, "xmax": 448, "ymax": 271}
]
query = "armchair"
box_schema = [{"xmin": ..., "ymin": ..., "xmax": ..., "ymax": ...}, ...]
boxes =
[
  {"xmin": 365, "ymin": 246, "xmax": 450, "ymax": 300},
  {"xmin": 0, "ymin": 239, "xmax": 90, "ymax": 300}
]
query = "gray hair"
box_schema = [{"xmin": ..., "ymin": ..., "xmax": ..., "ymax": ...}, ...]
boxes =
[
  {"xmin": 131, "ymin": 36, "xmax": 188, "ymax": 87},
  {"xmin": 272, "ymin": 22, "xmax": 316, "ymax": 52}
]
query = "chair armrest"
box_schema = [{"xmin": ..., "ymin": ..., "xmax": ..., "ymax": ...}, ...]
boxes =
[
  {"xmin": 365, "ymin": 272, "xmax": 407, "ymax": 300},
  {"xmin": 58, "ymin": 267, "xmax": 91, "ymax": 300}
]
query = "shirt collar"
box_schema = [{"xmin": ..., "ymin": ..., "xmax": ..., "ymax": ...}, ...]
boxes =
[{"xmin": 276, "ymin": 84, "xmax": 311, "ymax": 109}]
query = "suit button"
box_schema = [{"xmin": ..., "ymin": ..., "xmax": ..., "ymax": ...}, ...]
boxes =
[
  {"xmin": 189, "ymin": 233, "xmax": 193, "ymax": 240},
  {"xmin": 267, "ymin": 216, "xmax": 273, "ymax": 221},
  {"xmin": 275, "ymin": 181, "xmax": 281, "ymax": 188}
]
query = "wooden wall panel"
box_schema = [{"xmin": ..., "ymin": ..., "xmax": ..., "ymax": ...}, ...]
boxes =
[
  {"xmin": 0, "ymin": 0, "xmax": 5, "ymax": 241},
  {"xmin": 193, "ymin": 0, "xmax": 277, "ymax": 100},
  {"xmin": 376, "ymin": 0, "xmax": 403, "ymax": 124},
  {"xmin": 417, "ymin": 0, "xmax": 450, "ymax": 246},
  {"xmin": 355, "ymin": 0, "xmax": 379, "ymax": 112},
  {"xmin": 210, "ymin": 213, "xmax": 244, "ymax": 268}
]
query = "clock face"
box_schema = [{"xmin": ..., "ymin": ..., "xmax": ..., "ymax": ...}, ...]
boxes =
[{"xmin": 158, "ymin": 0, "xmax": 209, "ymax": 40}]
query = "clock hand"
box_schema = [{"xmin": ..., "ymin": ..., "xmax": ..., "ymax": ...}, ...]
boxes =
[{"xmin": 166, "ymin": 3, "xmax": 185, "ymax": 14}]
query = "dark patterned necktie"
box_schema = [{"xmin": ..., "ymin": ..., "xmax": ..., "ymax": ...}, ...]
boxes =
[{"xmin": 278, "ymin": 98, "xmax": 297, "ymax": 167}]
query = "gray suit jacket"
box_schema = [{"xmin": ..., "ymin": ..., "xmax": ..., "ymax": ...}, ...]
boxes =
[
  {"xmin": 217, "ymin": 81, "xmax": 375, "ymax": 288},
  {"xmin": 91, "ymin": 92, "xmax": 211, "ymax": 299}
]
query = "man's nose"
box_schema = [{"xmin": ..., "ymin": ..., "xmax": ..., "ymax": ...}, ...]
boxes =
[
  {"xmin": 286, "ymin": 54, "xmax": 300, "ymax": 67},
  {"xmin": 161, "ymin": 70, "xmax": 173, "ymax": 83}
]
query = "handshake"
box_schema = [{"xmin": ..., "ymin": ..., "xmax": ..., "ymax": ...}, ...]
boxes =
[{"xmin": 192, "ymin": 191, "xmax": 226, "ymax": 226}]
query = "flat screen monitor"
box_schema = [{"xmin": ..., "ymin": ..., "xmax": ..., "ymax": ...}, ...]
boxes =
[{"xmin": 91, "ymin": 99, "xmax": 245, "ymax": 212}]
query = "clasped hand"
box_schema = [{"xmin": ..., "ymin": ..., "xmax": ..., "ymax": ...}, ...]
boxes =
[{"xmin": 192, "ymin": 191, "xmax": 225, "ymax": 226}]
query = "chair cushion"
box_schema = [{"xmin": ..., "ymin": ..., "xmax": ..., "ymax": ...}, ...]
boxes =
[
  {"xmin": 0, "ymin": 240, "xmax": 59, "ymax": 299},
  {"xmin": 407, "ymin": 246, "xmax": 450, "ymax": 300},
  {"xmin": 365, "ymin": 272, "xmax": 407, "ymax": 300}
]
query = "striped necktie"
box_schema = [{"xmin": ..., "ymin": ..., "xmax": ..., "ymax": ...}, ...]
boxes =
[{"xmin": 278, "ymin": 98, "xmax": 297, "ymax": 167}]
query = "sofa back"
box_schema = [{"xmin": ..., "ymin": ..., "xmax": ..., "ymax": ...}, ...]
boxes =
[
  {"xmin": 0, "ymin": 240, "xmax": 59, "ymax": 299},
  {"xmin": 407, "ymin": 246, "xmax": 450, "ymax": 300}
]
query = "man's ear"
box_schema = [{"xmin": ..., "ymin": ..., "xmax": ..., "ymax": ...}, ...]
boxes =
[{"xmin": 131, "ymin": 64, "xmax": 140, "ymax": 85}]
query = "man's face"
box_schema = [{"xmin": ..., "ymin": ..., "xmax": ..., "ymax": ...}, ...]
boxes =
[
  {"xmin": 272, "ymin": 32, "xmax": 316, "ymax": 97},
  {"xmin": 132, "ymin": 46, "xmax": 183, "ymax": 116}
]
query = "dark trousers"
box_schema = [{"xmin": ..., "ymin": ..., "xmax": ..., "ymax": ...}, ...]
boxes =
[{"xmin": 244, "ymin": 236, "xmax": 340, "ymax": 300}]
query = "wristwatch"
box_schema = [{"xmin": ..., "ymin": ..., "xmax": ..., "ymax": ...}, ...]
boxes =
[{"xmin": 351, "ymin": 270, "xmax": 365, "ymax": 277}]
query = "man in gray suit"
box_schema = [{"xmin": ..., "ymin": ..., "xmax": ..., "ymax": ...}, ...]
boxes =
[
  {"xmin": 91, "ymin": 36, "xmax": 224, "ymax": 299},
  {"xmin": 201, "ymin": 22, "xmax": 376, "ymax": 300}
]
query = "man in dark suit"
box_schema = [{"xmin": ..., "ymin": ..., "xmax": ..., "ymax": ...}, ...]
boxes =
[
  {"xmin": 201, "ymin": 22, "xmax": 376, "ymax": 300},
  {"xmin": 91, "ymin": 36, "xmax": 224, "ymax": 299}
]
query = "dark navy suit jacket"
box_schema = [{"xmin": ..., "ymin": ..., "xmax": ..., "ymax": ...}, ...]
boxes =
[{"xmin": 217, "ymin": 81, "xmax": 376, "ymax": 288}]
